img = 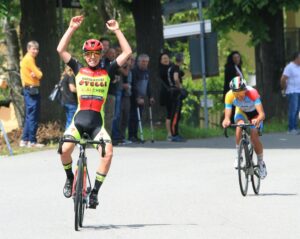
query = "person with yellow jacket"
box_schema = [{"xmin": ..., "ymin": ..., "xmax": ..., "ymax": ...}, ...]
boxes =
[{"xmin": 19, "ymin": 41, "xmax": 44, "ymax": 148}]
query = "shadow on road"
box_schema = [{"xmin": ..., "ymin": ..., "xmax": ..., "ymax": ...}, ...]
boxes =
[
  {"xmin": 248, "ymin": 193, "xmax": 298, "ymax": 197},
  {"xmin": 83, "ymin": 223, "xmax": 198, "ymax": 231}
]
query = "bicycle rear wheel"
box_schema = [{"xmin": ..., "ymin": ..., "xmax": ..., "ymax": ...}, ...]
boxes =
[
  {"xmin": 251, "ymin": 150, "xmax": 261, "ymax": 194},
  {"xmin": 74, "ymin": 161, "xmax": 84, "ymax": 231},
  {"xmin": 238, "ymin": 141, "xmax": 249, "ymax": 196}
]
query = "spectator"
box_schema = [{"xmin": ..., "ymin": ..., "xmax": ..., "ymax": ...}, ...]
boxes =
[
  {"xmin": 100, "ymin": 37, "xmax": 110, "ymax": 55},
  {"xmin": 60, "ymin": 66, "xmax": 77, "ymax": 129},
  {"xmin": 128, "ymin": 54, "xmax": 154, "ymax": 142},
  {"xmin": 111, "ymin": 47, "xmax": 124, "ymax": 145},
  {"xmin": 168, "ymin": 53, "xmax": 186, "ymax": 142},
  {"xmin": 19, "ymin": 40, "xmax": 44, "ymax": 148},
  {"xmin": 119, "ymin": 56, "xmax": 135, "ymax": 144},
  {"xmin": 223, "ymin": 51, "xmax": 244, "ymax": 123},
  {"xmin": 159, "ymin": 52, "xmax": 173, "ymax": 141},
  {"xmin": 103, "ymin": 47, "xmax": 117, "ymax": 135},
  {"xmin": 281, "ymin": 51, "xmax": 300, "ymax": 134}
]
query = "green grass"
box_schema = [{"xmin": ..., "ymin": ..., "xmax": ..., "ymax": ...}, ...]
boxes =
[
  {"xmin": 0, "ymin": 142, "xmax": 58, "ymax": 157},
  {"xmin": 0, "ymin": 118, "xmax": 289, "ymax": 156},
  {"xmin": 263, "ymin": 118, "xmax": 287, "ymax": 133},
  {"xmin": 142, "ymin": 124, "xmax": 224, "ymax": 141}
]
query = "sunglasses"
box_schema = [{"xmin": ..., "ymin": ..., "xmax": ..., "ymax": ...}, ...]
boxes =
[
  {"xmin": 232, "ymin": 91, "xmax": 245, "ymax": 97},
  {"xmin": 83, "ymin": 51, "xmax": 101, "ymax": 57}
]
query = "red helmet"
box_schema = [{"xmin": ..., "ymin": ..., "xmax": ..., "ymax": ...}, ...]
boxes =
[{"xmin": 82, "ymin": 39, "xmax": 103, "ymax": 52}]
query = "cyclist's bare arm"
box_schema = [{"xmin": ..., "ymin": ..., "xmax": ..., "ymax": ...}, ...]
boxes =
[
  {"xmin": 106, "ymin": 20, "xmax": 132, "ymax": 67},
  {"xmin": 252, "ymin": 104, "xmax": 265, "ymax": 127},
  {"xmin": 222, "ymin": 108, "xmax": 232, "ymax": 128},
  {"xmin": 57, "ymin": 15, "xmax": 84, "ymax": 63}
]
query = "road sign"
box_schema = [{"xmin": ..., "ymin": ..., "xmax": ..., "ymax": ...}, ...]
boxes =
[
  {"xmin": 189, "ymin": 33, "xmax": 219, "ymax": 78},
  {"xmin": 163, "ymin": 20, "xmax": 211, "ymax": 39}
]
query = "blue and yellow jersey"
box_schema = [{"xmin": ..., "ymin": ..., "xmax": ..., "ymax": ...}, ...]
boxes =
[{"xmin": 225, "ymin": 86, "xmax": 261, "ymax": 113}]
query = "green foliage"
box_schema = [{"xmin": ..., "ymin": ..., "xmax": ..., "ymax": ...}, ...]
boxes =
[
  {"xmin": 208, "ymin": 0, "xmax": 300, "ymax": 45},
  {"xmin": 0, "ymin": 88, "xmax": 10, "ymax": 101},
  {"xmin": 59, "ymin": 0, "xmax": 136, "ymax": 61},
  {"xmin": 0, "ymin": 0, "xmax": 20, "ymax": 40},
  {"xmin": 0, "ymin": 0, "xmax": 19, "ymax": 20}
]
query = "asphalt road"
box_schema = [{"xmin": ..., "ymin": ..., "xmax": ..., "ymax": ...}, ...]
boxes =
[{"xmin": 0, "ymin": 132, "xmax": 299, "ymax": 239}]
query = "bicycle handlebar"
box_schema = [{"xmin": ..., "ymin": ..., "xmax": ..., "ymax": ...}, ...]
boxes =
[
  {"xmin": 224, "ymin": 123, "xmax": 254, "ymax": 138},
  {"xmin": 58, "ymin": 137, "xmax": 111, "ymax": 157},
  {"xmin": 60, "ymin": 138, "xmax": 111, "ymax": 145}
]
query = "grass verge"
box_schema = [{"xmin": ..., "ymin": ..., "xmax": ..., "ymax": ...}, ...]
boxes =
[{"xmin": 0, "ymin": 118, "xmax": 289, "ymax": 156}]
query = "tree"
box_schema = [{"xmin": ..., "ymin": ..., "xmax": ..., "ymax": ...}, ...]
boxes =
[
  {"xmin": 209, "ymin": 0, "xmax": 300, "ymax": 119},
  {"xmin": 119, "ymin": 0, "xmax": 164, "ymax": 121},
  {"xmin": 20, "ymin": 0, "xmax": 62, "ymax": 122},
  {"xmin": 0, "ymin": 0, "xmax": 23, "ymax": 126}
]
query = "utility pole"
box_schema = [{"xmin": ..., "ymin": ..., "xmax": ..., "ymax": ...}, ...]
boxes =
[{"xmin": 197, "ymin": 0, "xmax": 209, "ymax": 128}]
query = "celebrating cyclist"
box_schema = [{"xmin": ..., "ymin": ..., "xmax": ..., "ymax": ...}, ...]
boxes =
[
  {"xmin": 222, "ymin": 76, "xmax": 267, "ymax": 179},
  {"xmin": 57, "ymin": 15, "xmax": 132, "ymax": 208}
]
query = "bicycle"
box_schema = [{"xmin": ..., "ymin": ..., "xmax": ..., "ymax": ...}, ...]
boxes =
[
  {"xmin": 225, "ymin": 123, "xmax": 261, "ymax": 196},
  {"xmin": 58, "ymin": 133, "xmax": 110, "ymax": 231}
]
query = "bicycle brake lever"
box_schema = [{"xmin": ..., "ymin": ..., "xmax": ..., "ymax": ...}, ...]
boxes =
[
  {"xmin": 224, "ymin": 128, "xmax": 229, "ymax": 138},
  {"xmin": 100, "ymin": 139, "xmax": 106, "ymax": 157}
]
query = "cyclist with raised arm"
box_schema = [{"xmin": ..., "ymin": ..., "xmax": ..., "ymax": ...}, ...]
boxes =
[
  {"xmin": 222, "ymin": 76, "xmax": 267, "ymax": 179},
  {"xmin": 57, "ymin": 15, "xmax": 132, "ymax": 208}
]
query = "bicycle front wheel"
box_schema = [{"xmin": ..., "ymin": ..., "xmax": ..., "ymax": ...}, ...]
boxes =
[
  {"xmin": 74, "ymin": 162, "xmax": 84, "ymax": 231},
  {"xmin": 238, "ymin": 141, "xmax": 249, "ymax": 196},
  {"xmin": 251, "ymin": 150, "xmax": 261, "ymax": 194}
]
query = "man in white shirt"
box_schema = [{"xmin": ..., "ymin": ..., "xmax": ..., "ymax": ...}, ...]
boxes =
[{"xmin": 281, "ymin": 51, "xmax": 300, "ymax": 134}]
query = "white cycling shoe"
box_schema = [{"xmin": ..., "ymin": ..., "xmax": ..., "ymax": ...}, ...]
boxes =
[{"xmin": 258, "ymin": 160, "xmax": 267, "ymax": 179}]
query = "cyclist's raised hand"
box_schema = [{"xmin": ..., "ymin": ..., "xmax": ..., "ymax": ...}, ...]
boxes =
[
  {"xmin": 222, "ymin": 118, "xmax": 231, "ymax": 128},
  {"xmin": 106, "ymin": 20, "xmax": 120, "ymax": 32},
  {"xmin": 69, "ymin": 15, "xmax": 84, "ymax": 30}
]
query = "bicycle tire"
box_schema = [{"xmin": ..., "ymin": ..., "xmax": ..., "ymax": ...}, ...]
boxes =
[
  {"xmin": 74, "ymin": 160, "xmax": 83, "ymax": 231},
  {"xmin": 250, "ymin": 147, "xmax": 261, "ymax": 194},
  {"xmin": 238, "ymin": 140, "xmax": 249, "ymax": 196},
  {"xmin": 79, "ymin": 168, "xmax": 86, "ymax": 227}
]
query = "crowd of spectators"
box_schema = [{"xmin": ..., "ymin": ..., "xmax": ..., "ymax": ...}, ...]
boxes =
[{"xmin": 15, "ymin": 37, "xmax": 188, "ymax": 148}]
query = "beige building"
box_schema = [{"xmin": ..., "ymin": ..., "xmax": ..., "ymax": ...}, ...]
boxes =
[{"xmin": 228, "ymin": 10, "xmax": 300, "ymax": 74}]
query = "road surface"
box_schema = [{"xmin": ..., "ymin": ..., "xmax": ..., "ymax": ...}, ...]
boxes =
[{"xmin": 0, "ymin": 132, "xmax": 299, "ymax": 239}]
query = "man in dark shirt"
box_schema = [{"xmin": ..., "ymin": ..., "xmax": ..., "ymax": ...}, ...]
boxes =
[
  {"xmin": 168, "ymin": 53, "xmax": 186, "ymax": 142},
  {"xmin": 128, "ymin": 54, "xmax": 154, "ymax": 142},
  {"xmin": 100, "ymin": 47, "xmax": 117, "ymax": 135}
]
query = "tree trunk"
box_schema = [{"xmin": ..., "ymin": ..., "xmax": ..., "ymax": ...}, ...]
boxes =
[
  {"xmin": 20, "ymin": 0, "xmax": 63, "ymax": 123},
  {"xmin": 255, "ymin": 8, "xmax": 286, "ymax": 120},
  {"xmin": 3, "ymin": 19, "xmax": 24, "ymax": 127},
  {"xmin": 131, "ymin": 0, "xmax": 164, "ymax": 122}
]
